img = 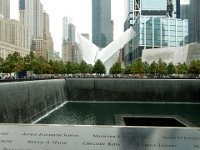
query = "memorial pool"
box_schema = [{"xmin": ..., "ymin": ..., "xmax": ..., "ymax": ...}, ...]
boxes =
[{"xmin": 36, "ymin": 102, "xmax": 200, "ymax": 127}]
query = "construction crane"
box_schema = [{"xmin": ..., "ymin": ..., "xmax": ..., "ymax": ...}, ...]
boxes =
[{"xmin": 167, "ymin": 0, "xmax": 173, "ymax": 17}]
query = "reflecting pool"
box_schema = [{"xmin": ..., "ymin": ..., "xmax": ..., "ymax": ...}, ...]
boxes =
[{"xmin": 37, "ymin": 102, "xmax": 200, "ymax": 127}]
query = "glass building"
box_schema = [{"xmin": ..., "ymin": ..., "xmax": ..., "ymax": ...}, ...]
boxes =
[
  {"xmin": 132, "ymin": 16, "xmax": 188, "ymax": 59},
  {"xmin": 92, "ymin": 0, "xmax": 113, "ymax": 48},
  {"xmin": 123, "ymin": 0, "xmax": 187, "ymax": 64},
  {"xmin": 188, "ymin": 0, "xmax": 200, "ymax": 43}
]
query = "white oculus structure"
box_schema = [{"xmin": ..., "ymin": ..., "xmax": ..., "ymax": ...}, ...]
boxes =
[{"xmin": 77, "ymin": 28, "xmax": 135, "ymax": 73}]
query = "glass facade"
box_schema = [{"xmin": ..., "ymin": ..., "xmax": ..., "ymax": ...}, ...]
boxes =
[
  {"xmin": 134, "ymin": 16, "xmax": 188, "ymax": 48},
  {"xmin": 188, "ymin": 0, "xmax": 200, "ymax": 43},
  {"xmin": 92, "ymin": 0, "xmax": 113, "ymax": 48},
  {"xmin": 142, "ymin": 0, "xmax": 167, "ymax": 10},
  {"xmin": 124, "ymin": 0, "xmax": 185, "ymax": 64},
  {"xmin": 131, "ymin": 16, "xmax": 188, "ymax": 60},
  {"xmin": 19, "ymin": 0, "xmax": 25, "ymax": 10}
]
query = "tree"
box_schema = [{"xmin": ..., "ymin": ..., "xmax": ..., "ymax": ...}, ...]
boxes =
[
  {"xmin": 71, "ymin": 62, "xmax": 80, "ymax": 74},
  {"xmin": 143, "ymin": 62, "xmax": 149, "ymax": 74},
  {"xmin": 149, "ymin": 61, "xmax": 158, "ymax": 75},
  {"xmin": 0, "ymin": 57, "xmax": 4, "ymax": 72},
  {"xmin": 93, "ymin": 59, "xmax": 106, "ymax": 74},
  {"xmin": 124, "ymin": 64, "xmax": 131, "ymax": 74},
  {"xmin": 188, "ymin": 60, "xmax": 200, "ymax": 74},
  {"xmin": 157, "ymin": 58, "xmax": 167, "ymax": 76},
  {"xmin": 176, "ymin": 62, "xmax": 188, "ymax": 74},
  {"xmin": 166, "ymin": 62, "xmax": 176, "ymax": 75},
  {"xmin": 32, "ymin": 56, "xmax": 49, "ymax": 74},
  {"xmin": 109, "ymin": 62, "xmax": 122, "ymax": 74},
  {"xmin": 130, "ymin": 58, "xmax": 145, "ymax": 74},
  {"xmin": 24, "ymin": 51, "xmax": 36, "ymax": 71},
  {"xmin": 79, "ymin": 60, "xmax": 90, "ymax": 73},
  {"xmin": 65, "ymin": 61, "xmax": 73, "ymax": 74},
  {"xmin": 87, "ymin": 64, "xmax": 93, "ymax": 74},
  {"xmin": 2, "ymin": 52, "xmax": 24, "ymax": 75}
]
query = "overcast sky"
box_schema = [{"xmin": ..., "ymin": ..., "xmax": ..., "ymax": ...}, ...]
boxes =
[
  {"xmin": 10, "ymin": 0, "xmax": 189, "ymax": 54},
  {"xmin": 10, "ymin": 0, "xmax": 124, "ymax": 54}
]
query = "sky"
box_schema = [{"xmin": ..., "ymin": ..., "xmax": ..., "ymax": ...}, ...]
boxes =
[
  {"xmin": 10, "ymin": 0, "xmax": 124, "ymax": 54},
  {"xmin": 10, "ymin": 0, "xmax": 189, "ymax": 55}
]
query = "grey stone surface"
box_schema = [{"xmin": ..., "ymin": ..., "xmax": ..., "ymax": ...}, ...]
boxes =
[
  {"xmin": 0, "ymin": 124, "xmax": 200, "ymax": 149},
  {"xmin": 66, "ymin": 79, "xmax": 200, "ymax": 102},
  {"xmin": 0, "ymin": 78, "xmax": 200, "ymax": 123},
  {"xmin": 0, "ymin": 79, "xmax": 67, "ymax": 123}
]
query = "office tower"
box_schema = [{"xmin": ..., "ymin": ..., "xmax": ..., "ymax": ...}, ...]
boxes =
[
  {"xmin": 32, "ymin": 12, "xmax": 54, "ymax": 61},
  {"xmin": 92, "ymin": 0, "xmax": 113, "ymax": 48},
  {"xmin": 0, "ymin": 18, "xmax": 30, "ymax": 59},
  {"xmin": 62, "ymin": 16, "xmax": 72, "ymax": 42},
  {"xmin": 0, "ymin": 0, "xmax": 10, "ymax": 19},
  {"xmin": 62, "ymin": 16, "xmax": 77, "ymax": 62},
  {"xmin": 19, "ymin": 0, "xmax": 44, "ymax": 39},
  {"xmin": 123, "ymin": 0, "xmax": 187, "ymax": 64},
  {"xmin": 188, "ymin": 0, "xmax": 200, "ymax": 43},
  {"xmin": 19, "ymin": 0, "xmax": 25, "ymax": 24},
  {"xmin": 68, "ymin": 24, "xmax": 75, "ymax": 43},
  {"xmin": 43, "ymin": 12, "xmax": 54, "ymax": 60},
  {"xmin": 180, "ymin": 4, "xmax": 189, "ymax": 20}
]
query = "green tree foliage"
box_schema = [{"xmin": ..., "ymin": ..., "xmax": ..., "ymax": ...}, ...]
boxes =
[
  {"xmin": 2, "ymin": 52, "xmax": 24, "ymax": 74},
  {"xmin": 166, "ymin": 62, "xmax": 176, "ymax": 74},
  {"xmin": 109, "ymin": 62, "xmax": 122, "ymax": 74},
  {"xmin": 3, "ymin": 50, "xmax": 200, "ymax": 78},
  {"xmin": 176, "ymin": 62, "xmax": 188, "ymax": 74},
  {"xmin": 149, "ymin": 61, "xmax": 158, "ymax": 75},
  {"xmin": 143, "ymin": 62, "xmax": 149, "ymax": 73},
  {"xmin": 157, "ymin": 58, "xmax": 167, "ymax": 75},
  {"xmin": 124, "ymin": 64, "xmax": 131, "ymax": 74},
  {"xmin": 188, "ymin": 60, "xmax": 200, "ymax": 74},
  {"xmin": 87, "ymin": 64, "xmax": 93, "ymax": 74},
  {"xmin": 65, "ymin": 61, "xmax": 80, "ymax": 74},
  {"xmin": 0, "ymin": 57, "xmax": 4, "ymax": 72},
  {"xmin": 49, "ymin": 60, "xmax": 65, "ymax": 74},
  {"xmin": 130, "ymin": 58, "xmax": 145, "ymax": 74},
  {"xmin": 32, "ymin": 56, "xmax": 50, "ymax": 74},
  {"xmin": 24, "ymin": 51, "xmax": 35, "ymax": 71},
  {"xmin": 79, "ymin": 60, "xmax": 93, "ymax": 74},
  {"xmin": 93, "ymin": 59, "xmax": 106, "ymax": 74},
  {"xmin": 71, "ymin": 62, "xmax": 80, "ymax": 74},
  {"xmin": 65, "ymin": 61, "xmax": 72, "ymax": 74}
]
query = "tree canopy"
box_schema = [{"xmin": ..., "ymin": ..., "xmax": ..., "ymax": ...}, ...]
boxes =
[
  {"xmin": 1, "ymin": 51, "xmax": 200, "ymax": 78},
  {"xmin": 93, "ymin": 59, "xmax": 106, "ymax": 74},
  {"xmin": 109, "ymin": 62, "xmax": 122, "ymax": 74}
]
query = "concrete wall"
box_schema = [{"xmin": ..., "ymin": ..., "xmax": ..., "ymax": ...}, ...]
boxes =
[
  {"xmin": 0, "ymin": 79, "xmax": 67, "ymax": 123},
  {"xmin": 65, "ymin": 79, "xmax": 200, "ymax": 102},
  {"xmin": 0, "ymin": 78, "xmax": 200, "ymax": 123}
]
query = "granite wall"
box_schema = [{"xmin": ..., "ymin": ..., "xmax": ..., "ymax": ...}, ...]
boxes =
[{"xmin": 0, "ymin": 78, "xmax": 199, "ymax": 123}]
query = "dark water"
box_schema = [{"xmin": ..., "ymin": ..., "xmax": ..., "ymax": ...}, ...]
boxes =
[{"xmin": 37, "ymin": 102, "xmax": 200, "ymax": 127}]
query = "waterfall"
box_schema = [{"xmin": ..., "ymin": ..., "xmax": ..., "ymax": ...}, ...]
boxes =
[{"xmin": 0, "ymin": 79, "xmax": 67, "ymax": 123}]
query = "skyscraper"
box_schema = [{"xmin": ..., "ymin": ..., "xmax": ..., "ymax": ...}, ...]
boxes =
[
  {"xmin": 180, "ymin": 3, "xmax": 189, "ymax": 20},
  {"xmin": 92, "ymin": 0, "xmax": 113, "ymax": 48},
  {"xmin": 43, "ymin": 12, "xmax": 54, "ymax": 55},
  {"xmin": 0, "ymin": 0, "xmax": 10, "ymax": 19},
  {"xmin": 0, "ymin": 0, "xmax": 30, "ymax": 59},
  {"xmin": 0, "ymin": 18, "xmax": 30, "ymax": 59},
  {"xmin": 62, "ymin": 16, "xmax": 77, "ymax": 63},
  {"xmin": 62, "ymin": 16, "xmax": 72, "ymax": 42},
  {"xmin": 124, "ymin": 0, "xmax": 187, "ymax": 64},
  {"xmin": 188, "ymin": 0, "xmax": 200, "ymax": 43},
  {"xmin": 19, "ymin": 0, "xmax": 44, "ymax": 39}
]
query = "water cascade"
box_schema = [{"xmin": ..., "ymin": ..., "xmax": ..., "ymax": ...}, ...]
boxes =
[
  {"xmin": 65, "ymin": 78, "xmax": 200, "ymax": 102},
  {"xmin": 0, "ymin": 78, "xmax": 200, "ymax": 123},
  {"xmin": 0, "ymin": 79, "xmax": 67, "ymax": 123}
]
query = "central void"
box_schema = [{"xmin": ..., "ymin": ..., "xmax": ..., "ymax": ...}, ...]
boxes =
[{"xmin": 36, "ymin": 102, "xmax": 200, "ymax": 127}]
